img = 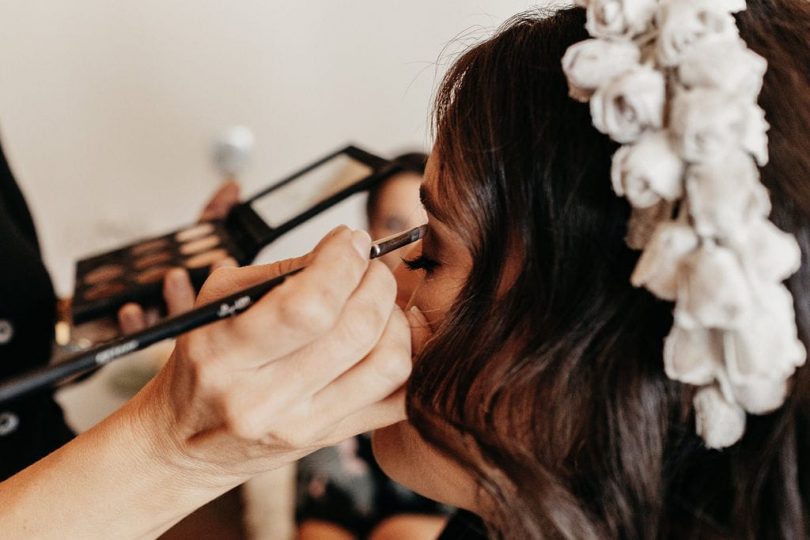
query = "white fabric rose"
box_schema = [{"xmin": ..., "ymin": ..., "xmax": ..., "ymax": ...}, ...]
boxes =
[
  {"xmin": 694, "ymin": 385, "xmax": 746, "ymax": 449},
  {"xmin": 676, "ymin": 243, "xmax": 751, "ymax": 329},
  {"xmin": 742, "ymin": 105, "xmax": 770, "ymax": 166},
  {"xmin": 585, "ymin": 0, "xmax": 658, "ymax": 41},
  {"xmin": 591, "ymin": 65, "xmax": 665, "ymax": 144},
  {"xmin": 663, "ymin": 324, "xmax": 720, "ymax": 385},
  {"xmin": 562, "ymin": 39, "xmax": 641, "ymax": 102},
  {"xmin": 715, "ymin": 0, "xmax": 747, "ymax": 12},
  {"xmin": 686, "ymin": 154, "xmax": 769, "ymax": 239},
  {"xmin": 678, "ymin": 39, "xmax": 767, "ymax": 99},
  {"xmin": 727, "ymin": 284, "xmax": 806, "ymax": 384},
  {"xmin": 625, "ymin": 200, "xmax": 675, "ymax": 250},
  {"xmin": 656, "ymin": 0, "xmax": 739, "ymax": 67},
  {"xmin": 611, "ymin": 131, "xmax": 684, "ymax": 208},
  {"xmin": 631, "ymin": 221, "xmax": 698, "ymax": 300},
  {"xmin": 670, "ymin": 89, "xmax": 751, "ymax": 164},
  {"xmin": 731, "ymin": 379, "xmax": 788, "ymax": 415},
  {"xmin": 733, "ymin": 219, "xmax": 802, "ymax": 283}
]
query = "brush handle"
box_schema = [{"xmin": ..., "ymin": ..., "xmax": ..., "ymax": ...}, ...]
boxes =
[{"xmin": 0, "ymin": 271, "xmax": 295, "ymax": 404}]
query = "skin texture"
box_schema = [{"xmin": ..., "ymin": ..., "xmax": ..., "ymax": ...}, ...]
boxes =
[
  {"xmin": 373, "ymin": 153, "xmax": 481, "ymax": 513},
  {"xmin": 0, "ymin": 226, "xmax": 417, "ymax": 539}
]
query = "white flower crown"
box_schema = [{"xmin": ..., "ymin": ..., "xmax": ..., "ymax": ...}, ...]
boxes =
[{"xmin": 563, "ymin": 0, "xmax": 805, "ymax": 448}]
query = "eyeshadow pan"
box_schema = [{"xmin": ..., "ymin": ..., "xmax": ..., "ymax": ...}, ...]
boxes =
[
  {"xmin": 83, "ymin": 281, "xmax": 126, "ymax": 301},
  {"xmin": 135, "ymin": 266, "xmax": 171, "ymax": 284},
  {"xmin": 185, "ymin": 249, "xmax": 228, "ymax": 269},
  {"xmin": 175, "ymin": 223, "xmax": 214, "ymax": 242},
  {"xmin": 84, "ymin": 264, "xmax": 125, "ymax": 285},
  {"xmin": 131, "ymin": 238, "xmax": 169, "ymax": 256},
  {"xmin": 134, "ymin": 251, "xmax": 172, "ymax": 270},
  {"xmin": 180, "ymin": 235, "xmax": 220, "ymax": 255}
]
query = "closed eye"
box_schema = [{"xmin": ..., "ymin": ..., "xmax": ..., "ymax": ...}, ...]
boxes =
[{"xmin": 402, "ymin": 254, "xmax": 440, "ymax": 274}]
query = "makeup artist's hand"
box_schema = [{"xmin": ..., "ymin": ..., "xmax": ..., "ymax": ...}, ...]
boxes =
[
  {"xmin": 116, "ymin": 180, "xmax": 242, "ymax": 334},
  {"xmin": 129, "ymin": 225, "xmax": 412, "ymax": 487}
]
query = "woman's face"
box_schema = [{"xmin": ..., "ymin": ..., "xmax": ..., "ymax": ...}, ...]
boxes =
[{"xmin": 372, "ymin": 152, "xmax": 482, "ymax": 512}]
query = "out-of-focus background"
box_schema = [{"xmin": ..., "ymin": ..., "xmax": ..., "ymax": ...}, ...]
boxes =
[{"xmin": 0, "ymin": 0, "xmax": 541, "ymax": 296}]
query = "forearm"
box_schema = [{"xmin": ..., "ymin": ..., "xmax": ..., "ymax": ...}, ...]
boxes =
[{"xmin": 0, "ymin": 381, "xmax": 235, "ymax": 539}]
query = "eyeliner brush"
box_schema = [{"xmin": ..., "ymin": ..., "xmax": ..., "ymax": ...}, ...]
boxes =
[{"xmin": 0, "ymin": 225, "xmax": 427, "ymax": 404}]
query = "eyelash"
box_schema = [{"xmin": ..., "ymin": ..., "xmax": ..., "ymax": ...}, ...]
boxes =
[{"xmin": 402, "ymin": 254, "xmax": 440, "ymax": 274}]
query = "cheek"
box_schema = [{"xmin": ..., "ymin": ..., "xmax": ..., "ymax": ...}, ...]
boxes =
[{"xmin": 372, "ymin": 422, "xmax": 480, "ymax": 511}]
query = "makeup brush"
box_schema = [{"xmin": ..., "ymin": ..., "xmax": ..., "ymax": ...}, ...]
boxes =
[{"xmin": 0, "ymin": 225, "xmax": 427, "ymax": 404}]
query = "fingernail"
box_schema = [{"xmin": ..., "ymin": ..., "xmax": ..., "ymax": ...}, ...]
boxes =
[
  {"xmin": 351, "ymin": 229, "xmax": 371, "ymax": 259},
  {"xmin": 408, "ymin": 305, "xmax": 428, "ymax": 324},
  {"xmin": 118, "ymin": 304, "xmax": 143, "ymax": 332},
  {"xmin": 121, "ymin": 307, "xmax": 138, "ymax": 327}
]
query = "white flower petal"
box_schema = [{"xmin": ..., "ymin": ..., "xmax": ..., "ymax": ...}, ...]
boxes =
[
  {"xmin": 732, "ymin": 379, "xmax": 788, "ymax": 415},
  {"xmin": 656, "ymin": 0, "xmax": 739, "ymax": 67},
  {"xmin": 686, "ymin": 153, "xmax": 767, "ymax": 239},
  {"xmin": 678, "ymin": 39, "xmax": 767, "ymax": 99},
  {"xmin": 694, "ymin": 386, "xmax": 746, "ymax": 449},
  {"xmin": 591, "ymin": 65, "xmax": 665, "ymax": 144},
  {"xmin": 727, "ymin": 284, "xmax": 806, "ymax": 383},
  {"xmin": 562, "ymin": 39, "xmax": 641, "ymax": 102},
  {"xmin": 586, "ymin": 0, "xmax": 658, "ymax": 40},
  {"xmin": 664, "ymin": 325, "xmax": 721, "ymax": 385},
  {"xmin": 611, "ymin": 131, "xmax": 685, "ymax": 208},
  {"xmin": 742, "ymin": 105, "xmax": 770, "ymax": 166},
  {"xmin": 631, "ymin": 221, "xmax": 699, "ymax": 300},
  {"xmin": 716, "ymin": 0, "xmax": 747, "ymax": 13},
  {"xmin": 676, "ymin": 243, "xmax": 751, "ymax": 329},
  {"xmin": 670, "ymin": 88, "xmax": 749, "ymax": 164},
  {"xmin": 734, "ymin": 219, "xmax": 802, "ymax": 282}
]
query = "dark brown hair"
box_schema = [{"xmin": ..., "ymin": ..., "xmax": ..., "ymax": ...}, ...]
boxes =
[{"xmin": 406, "ymin": 2, "xmax": 810, "ymax": 538}]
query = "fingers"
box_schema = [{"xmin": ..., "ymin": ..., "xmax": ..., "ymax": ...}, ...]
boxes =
[
  {"xmin": 199, "ymin": 180, "xmax": 241, "ymax": 221},
  {"xmin": 194, "ymin": 253, "xmax": 312, "ymax": 306},
  {"xmin": 222, "ymin": 279, "xmax": 406, "ymax": 445},
  {"xmin": 118, "ymin": 303, "xmax": 146, "ymax": 334},
  {"xmin": 324, "ymin": 389, "xmax": 407, "ymax": 443},
  {"xmin": 405, "ymin": 305, "xmax": 432, "ymax": 358},
  {"xmin": 311, "ymin": 305, "xmax": 411, "ymax": 417},
  {"xmin": 286, "ymin": 260, "xmax": 398, "ymax": 393},
  {"xmin": 206, "ymin": 227, "xmax": 373, "ymax": 362},
  {"xmin": 163, "ymin": 269, "xmax": 196, "ymax": 316}
]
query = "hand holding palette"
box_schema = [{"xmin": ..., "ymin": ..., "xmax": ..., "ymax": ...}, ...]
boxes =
[{"xmin": 72, "ymin": 145, "xmax": 399, "ymax": 324}]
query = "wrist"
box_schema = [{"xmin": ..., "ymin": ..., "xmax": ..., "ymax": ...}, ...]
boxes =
[{"xmin": 123, "ymin": 359, "xmax": 247, "ymax": 494}]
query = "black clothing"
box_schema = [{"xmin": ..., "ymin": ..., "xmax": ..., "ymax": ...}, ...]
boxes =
[
  {"xmin": 437, "ymin": 510, "xmax": 488, "ymax": 540},
  {"xmin": 0, "ymin": 141, "xmax": 73, "ymax": 480},
  {"xmin": 296, "ymin": 434, "xmax": 452, "ymax": 538}
]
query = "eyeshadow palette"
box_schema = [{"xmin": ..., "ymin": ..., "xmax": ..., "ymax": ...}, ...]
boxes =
[{"xmin": 71, "ymin": 145, "xmax": 400, "ymax": 324}]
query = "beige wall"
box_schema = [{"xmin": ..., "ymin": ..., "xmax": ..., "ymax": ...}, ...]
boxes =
[{"xmin": 0, "ymin": 1, "xmax": 542, "ymax": 294}]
